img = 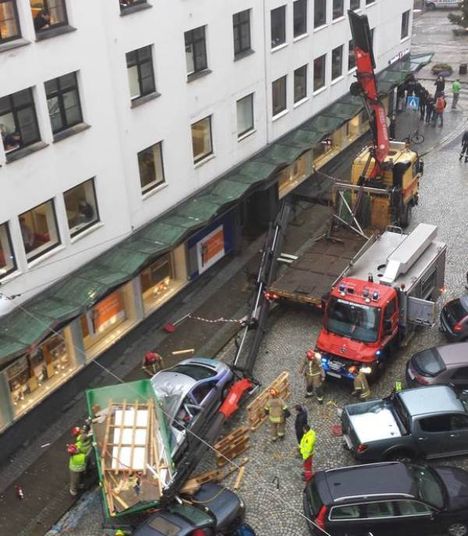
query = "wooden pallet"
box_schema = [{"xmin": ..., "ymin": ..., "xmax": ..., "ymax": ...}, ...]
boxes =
[
  {"xmin": 214, "ymin": 426, "xmax": 250, "ymax": 467},
  {"xmin": 246, "ymin": 371, "xmax": 290, "ymax": 430}
]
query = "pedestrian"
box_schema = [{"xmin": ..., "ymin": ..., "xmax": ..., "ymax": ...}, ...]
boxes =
[
  {"xmin": 451, "ymin": 79, "xmax": 461, "ymax": 109},
  {"xmin": 425, "ymin": 95, "xmax": 434, "ymax": 124},
  {"xmin": 351, "ymin": 366, "xmax": 371, "ymax": 400},
  {"xmin": 294, "ymin": 404, "xmax": 309, "ymax": 444},
  {"xmin": 264, "ymin": 388, "xmax": 289, "ymax": 441},
  {"xmin": 300, "ymin": 350, "xmax": 325, "ymax": 403},
  {"xmin": 33, "ymin": 9, "xmax": 50, "ymax": 31},
  {"xmin": 68, "ymin": 443, "xmax": 87, "ymax": 496},
  {"xmin": 142, "ymin": 351, "xmax": 164, "ymax": 375},
  {"xmin": 389, "ymin": 115, "xmax": 396, "ymax": 140},
  {"xmin": 396, "ymin": 85, "xmax": 406, "ymax": 112},
  {"xmin": 459, "ymin": 130, "xmax": 468, "ymax": 163},
  {"xmin": 432, "ymin": 93, "xmax": 447, "ymax": 127},
  {"xmin": 299, "ymin": 424, "xmax": 316, "ymax": 481},
  {"xmin": 434, "ymin": 75, "xmax": 445, "ymax": 98},
  {"xmin": 419, "ymin": 89, "xmax": 428, "ymax": 121}
]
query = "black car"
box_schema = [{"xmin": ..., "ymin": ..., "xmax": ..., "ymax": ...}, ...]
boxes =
[
  {"xmin": 303, "ymin": 461, "xmax": 468, "ymax": 536},
  {"xmin": 133, "ymin": 483, "xmax": 245, "ymax": 536},
  {"xmin": 440, "ymin": 296, "xmax": 468, "ymax": 342}
]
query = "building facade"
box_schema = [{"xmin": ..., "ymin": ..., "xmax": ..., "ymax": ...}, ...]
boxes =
[{"xmin": 0, "ymin": 0, "xmax": 414, "ymax": 432}]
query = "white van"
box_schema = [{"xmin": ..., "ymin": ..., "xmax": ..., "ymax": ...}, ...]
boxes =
[{"xmin": 425, "ymin": 0, "xmax": 462, "ymax": 9}]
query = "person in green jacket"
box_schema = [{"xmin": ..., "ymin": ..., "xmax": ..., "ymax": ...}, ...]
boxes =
[
  {"xmin": 299, "ymin": 424, "xmax": 316, "ymax": 481},
  {"xmin": 452, "ymin": 79, "xmax": 461, "ymax": 109},
  {"xmin": 68, "ymin": 444, "xmax": 87, "ymax": 496}
]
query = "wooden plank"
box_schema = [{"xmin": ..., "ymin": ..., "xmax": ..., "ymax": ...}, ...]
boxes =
[
  {"xmin": 234, "ymin": 466, "xmax": 245, "ymax": 490},
  {"xmin": 246, "ymin": 372, "xmax": 290, "ymax": 430},
  {"xmin": 101, "ymin": 399, "xmax": 113, "ymax": 473}
]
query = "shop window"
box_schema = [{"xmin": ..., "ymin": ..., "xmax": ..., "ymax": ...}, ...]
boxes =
[
  {"xmin": 119, "ymin": 0, "xmax": 147, "ymax": 12},
  {"xmin": 348, "ymin": 39, "xmax": 356, "ymax": 70},
  {"xmin": 332, "ymin": 45, "xmax": 343, "ymax": 80},
  {"xmin": 350, "ymin": 0, "xmax": 360, "ymax": 9},
  {"xmin": 45, "ymin": 72, "xmax": 83, "ymax": 134},
  {"xmin": 313, "ymin": 54, "xmax": 326, "ymax": 91},
  {"xmin": 0, "ymin": 221, "xmax": 16, "ymax": 278},
  {"xmin": 233, "ymin": 9, "xmax": 251, "ymax": 57},
  {"xmin": 332, "ymin": 0, "xmax": 343, "ymax": 19},
  {"xmin": 64, "ymin": 178, "xmax": 99, "ymax": 237},
  {"xmin": 271, "ymin": 5, "xmax": 286, "ymax": 48},
  {"xmin": 138, "ymin": 142, "xmax": 165, "ymax": 193},
  {"xmin": 185, "ymin": 26, "xmax": 207, "ymax": 76},
  {"xmin": 293, "ymin": 0, "xmax": 307, "ymax": 38},
  {"xmin": 278, "ymin": 151, "xmax": 310, "ymax": 198},
  {"xmin": 126, "ymin": 45, "xmax": 156, "ymax": 100},
  {"xmin": 0, "ymin": 0, "xmax": 21, "ymax": 43},
  {"xmin": 236, "ymin": 93, "xmax": 254, "ymax": 138},
  {"xmin": 314, "ymin": 0, "xmax": 326, "ymax": 28},
  {"xmin": 30, "ymin": 0, "xmax": 68, "ymax": 33},
  {"xmin": 19, "ymin": 200, "xmax": 60, "ymax": 261},
  {"xmin": 272, "ymin": 75, "xmax": 287, "ymax": 116},
  {"xmin": 401, "ymin": 10, "xmax": 410, "ymax": 39},
  {"xmin": 0, "ymin": 88, "xmax": 41, "ymax": 155},
  {"xmin": 313, "ymin": 137, "xmax": 333, "ymax": 161},
  {"xmin": 294, "ymin": 65, "xmax": 307, "ymax": 103},
  {"xmin": 191, "ymin": 116, "xmax": 213, "ymax": 163}
]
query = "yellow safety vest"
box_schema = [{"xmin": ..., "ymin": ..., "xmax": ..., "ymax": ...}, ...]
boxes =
[
  {"xmin": 300, "ymin": 429, "xmax": 316, "ymax": 460},
  {"xmin": 69, "ymin": 452, "xmax": 87, "ymax": 473}
]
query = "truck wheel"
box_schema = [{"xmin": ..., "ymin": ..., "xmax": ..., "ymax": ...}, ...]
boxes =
[
  {"xmin": 385, "ymin": 450, "xmax": 414, "ymax": 463},
  {"xmin": 399, "ymin": 203, "xmax": 412, "ymax": 228},
  {"xmin": 426, "ymin": 2, "xmax": 436, "ymax": 10},
  {"xmin": 447, "ymin": 523, "xmax": 468, "ymax": 536}
]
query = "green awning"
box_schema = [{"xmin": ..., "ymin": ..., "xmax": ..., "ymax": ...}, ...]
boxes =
[
  {"xmin": 233, "ymin": 160, "xmax": 279, "ymax": 185},
  {"xmin": 326, "ymin": 101, "xmax": 363, "ymax": 119},
  {"xmin": 0, "ymin": 308, "xmax": 52, "ymax": 348},
  {"xmin": 282, "ymin": 128, "xmax": 324, "ymax": 147},
  {"xmin": 308, "ymin": 114, "xmax": 345, "ymax": 133},
  {"xmin": 258, "ymin": 143, "xmax": 308, "ymax": 165},
  {"xmin": 209, "ymin": 178, "xmax": 253, "ymax": 201}
]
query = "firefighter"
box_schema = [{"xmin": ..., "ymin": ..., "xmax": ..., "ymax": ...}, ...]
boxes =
[
  {"xmin": 264, "ymin": 388, "xmax": 289, "ymax": 441},
  {"xmin": 300, "ymin": 350, "xmax": 325, "ymax": 403},
  {"xmin": 299, "ymin": 424, "xmax": 316, "ymax": 481},
  {"xmin": 68, "ymin": 443, "xmax": 87, "ymax": 496},
  {"xmin": 351, "ymin": 366, "xmax": 371, "ymax": 400}
]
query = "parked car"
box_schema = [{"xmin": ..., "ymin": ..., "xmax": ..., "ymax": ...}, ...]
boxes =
[
  {"xmin": 341, "ymin": 385, "xmax": 468, "ymax": 462},
  {"xmin": 303, "ymin": 461, "xmax": 468, "ymax": 536},
  {"xmin": 406, "ymin": 343, "xmax": 468, "ymax": 389},
  {"xmin": 440, "ymin": 296, "xmax": 468, "ymax": 342},
  {"xmin": 133, "ymin": 482, "xmax": 245, "ymax": 536},
  {"xmin": 425, "ymin": 0, "xmax": 462, "ymax": 9},
  {"xmin": 151, "ymin": 357, "xmax": 233, "ymax": 461}
]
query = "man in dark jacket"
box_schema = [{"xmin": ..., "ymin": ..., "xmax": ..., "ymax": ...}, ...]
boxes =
[
  {"xmin": 460, "ymin": 130, "xmax": 468, "ymax": 163},
  {"xmin": 434, "ymin": 75, "xmax": 445, "ymax": 98},
  {"xmin": 294, "ymin": 404, "xmax": 309, "ymax": 444},
  {"xmin": 425, "ymin": 96, "xmax": 434, "ymax": 124}
]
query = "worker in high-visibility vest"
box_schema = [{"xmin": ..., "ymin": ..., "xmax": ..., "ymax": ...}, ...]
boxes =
[
  {"xmin": 68, "ymin": 444, "xmax": 87, "ymax": 496},
  {"xmin": 300, "ymin": 424, "xmax": 316, "ymax": 481}
]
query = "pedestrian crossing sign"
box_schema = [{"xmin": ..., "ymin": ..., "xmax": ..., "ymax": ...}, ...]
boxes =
[{"xmin": 406, "ymin": 95, "xmax": 419, "ymax": 111}]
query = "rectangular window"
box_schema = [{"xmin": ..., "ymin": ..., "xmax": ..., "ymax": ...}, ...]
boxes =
[
  {"xmin": 314, "ymin": 0, "xmax": 326, "ymax": 28},
  {"xmin": 332, "ymin": 0, "xmax": 344, "ymax": 19},
  {"xmin": 236, "ymin": 94, "xmax": 254, "ymax": 137},
  {"xmin": 366, "ymin": 0, "xmax": 374, "ymax": 4},
  {"xmin": 0, "ymin": 88, "xmax": 40, "ymax": 154},
  {"xmin": 350, "ymin": 0, "xmax": 360, "ymax": 9},
  {"xmin": 271, "ymin": 5, "xmax": 286, "ymax": 48},
  {"xmin": 401, "ymin": 10, "xmax": 410, "ymax": 39},
  {"xmin": 126, "ymin": 45, "xmax": 156, "ymax": 100},
  {"xmin": 294, "ymin": 65, "xmax": 307, "ymax": 103},
  {"xmin": 30, "ymin": 0, "xmax": 68, "ymax": 33},
  {"xmin": 233, "ymin": 9, "xmax": 251, "ymax": 57},
  {"xmin": 64, "ymin": 179, "xmax": 99, "ymax": 237},
  {"xmin": 45, "ymin": 72, "xmax": 83, "ymax": 134},
  {"xmin": 0, "ymin": 222, "xmax": 15, "ymax": 278},
  {"xmin": 348, "ymin": 39, "xmax": 356, "ymax": 70},
  {"xmin": 313, "ymin": 54, "xmax": 326, "ymax": 91},
  {"xmin": 0, "ymin": 0, "xmax": 20, "ymax": 42},
  {"xmin": 191, "ymin": 116, "xmax": 212, "ymax": 163},
  {"xmin": 138, "ymin": 142, "xmax": 165, "ymax": 193},
  {"xmin": 19, "ymin": 200, "xmax": 60, "ymax": 261},
  {"xmin": 332, "ymin": 45, "xmax": 343, "ymax": 80},
  {"xmin": 293, "ymin": 0, "xmax": 307, "ymax": 37},
  {"xmin": 185, "ymin": 26, "xmax": 207, "ymax": 75},
  {"xmin": 272, "ymin": 75, "xmax": 287, "ymax": 116},
  {"xmin": 119, "ymin": 0, "xmax": 147, "ymax": 12}
]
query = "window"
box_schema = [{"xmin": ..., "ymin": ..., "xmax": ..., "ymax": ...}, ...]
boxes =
[
  {"xmin": 45, "ymin": 72, "xmax": 82, "ymax": 134},
  {"xmin": 271, "ymin": 6, "xmax": 286, "ymax": 48},
  {"xmin": 350, "ymin": 0, "xmax": 360, "ymax": 9},
  {"xmin": 272, "ymin": 76, "xmax": 287, "ymax": 116},
  {"xmin": 185, "ymin": 26, "xmax": 207, "ymax": 75},
  {"xmin": 348, "ymin": 39, "xmax": 356, "ymax": 70},
  {"xmin": 64, "ymin": 179, "xmax": 99, "ymax": 237},
  {"xmin": 233, "ymin": 9, "xmax": 251, "ymax": 57},
  {"xmin": 293, "ymin": 0, "xmax": 307, "ymax": 37},
  {"xmin": 393, "ymin": 500, "xmax": 432, "ymax": 516},
  {"xmin": 365, "ymin": 501, "xmax": 395, "ymax": 518},
  {"xmin": 332, "ymin": 45, "xmax": 343, "ymax": 80},
  {"xmin": 314, "ymin": 0, "xmax": 326, "ymax": 28},
  {"xmin": 0, "ymin": 88, "xmax": 40, "ymax": 154},
  {"xmin": 0, "ymin": 0, "xmax": 20, "ymax": 42},
  {"xmin": 191, "ymin": 116, "xmax": 212, "ymax": 163},
  {"xmin": 332, "ymin": 0, "xmax": 344, "ymax": 19},
  {"xmin": 19, "ymin": 200, "xmax": 60, "ymax": 260},
  {"xmin": 450, "ymin": 414, "xmax": 468, "ymax": 430},
  {"xmin": 126, "ymin": 45, "xmax": 156, "ymax": 100},
  {"xmin": 330, "ymin": 504, "xmax": 361, "ymax": 519},
  {"xmin": 0, "ymin": 222, "xmax": 15, "ymax": 278},
  {"xmin": 451, "ymin": 367, "xmax": 468, "ymax": 381},
  {"xmin": 119, "ymin": 0, "xmax": 147, "ymax": 12},
  {"xmin": 401, "ymin": 10, "xmax": 410, "ymax": 39},
  {"xmin": 418, "ymin": 415, "xmax": 452, "ymax": 433},
  {"xmin": 30, "ymin": 0, "xmax": 68, "ymax": 33},
  {"xmin": 138, "ymin": 142, "xmax": 165, "ymax": 193},
  {"xmin": 237, "ymin": 94, "xmax": 254, "ymax": 137},
  {"xmin": 313, "ymin": 54, "xmax": 326, "ymax": 91},
  {"xmin": 366, "ymin": 0, "xmax": 375, "ymax": 4},
  {"xmin": 294, "ymin": 65, "xmax": 307, "ymax": 103}
]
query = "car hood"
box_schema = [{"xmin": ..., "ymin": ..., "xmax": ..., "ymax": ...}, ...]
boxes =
[
  {"xmin": 434, "ymin": 466, "xmax": 468, "ymax": 511},
  {"xmin": 151, "ymin": 372, "xmax": 196, "ymax": 420}
]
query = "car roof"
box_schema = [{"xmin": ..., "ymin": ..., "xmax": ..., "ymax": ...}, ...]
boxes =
[
  {"xmin": 398, "ymin": 385, "xmax": 464, "ymax": 416},
  {"xmin": 435, "ymin": 342, "xmax": 468, "ymax": 367},
  {"xmin": 321, "ymin": 462, "xmax": 416, "ymax": 504}
]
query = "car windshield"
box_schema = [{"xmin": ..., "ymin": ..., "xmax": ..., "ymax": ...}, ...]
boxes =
[
  {"xmin": 171, "ymin": 364, "xmax": 217, "ymax": 381},
  {"xmin": 326, "ymin": 297, "xmax": 380, "ymax": 343},
  {"xmin": 444, "ymin": 297, "xmax": 468, "ymax": 325},
  {"xmin": 413, "ymin": 349, "xmax": 446, "ymax": 376},
  {"xmin": 408, "ymin": 465, "xmax": 444, "ymax": 510}
]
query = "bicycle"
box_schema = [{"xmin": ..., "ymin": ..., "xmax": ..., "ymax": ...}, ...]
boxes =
[{"xmin": 406, "ymin": 127, "xmax": 425, "ymax": 145}]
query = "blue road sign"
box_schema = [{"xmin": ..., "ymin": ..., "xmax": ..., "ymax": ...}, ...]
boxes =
[{"xmin": 406, "ymin": 95, "xmax": 420, "ymax": 111}]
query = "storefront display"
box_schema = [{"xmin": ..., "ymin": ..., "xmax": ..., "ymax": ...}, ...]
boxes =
[{"xmin": 278, "ymin": 151, "xmax": 311, "ymax": 199}]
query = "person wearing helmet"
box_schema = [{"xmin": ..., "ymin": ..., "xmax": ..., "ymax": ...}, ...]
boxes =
[
  {"xmin": 71, "ymin": 426, "xmax": 81, "ymax": 438},
  {"xmin": 142, "ymin": 350, "xmax": 164, "ymax": 376},
  {"xmin": 264, "ymin": 388, "xmax": 289, "ymax": 441},
  {"xmin": 68, "ymin": 443, "xmax": 87, "ymax": 496},
  {"xmin": 351, "ymin": 367, "xmax": 371, "ymax": 400},
  {"xmin": 300, "ymin": 350, "xmax": 325, "ymax": 404}
]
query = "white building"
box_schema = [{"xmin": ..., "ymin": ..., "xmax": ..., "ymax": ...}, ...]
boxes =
[{"xmin": 0, "ymin": 0, "xmax": 415, "ymax": 434}]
